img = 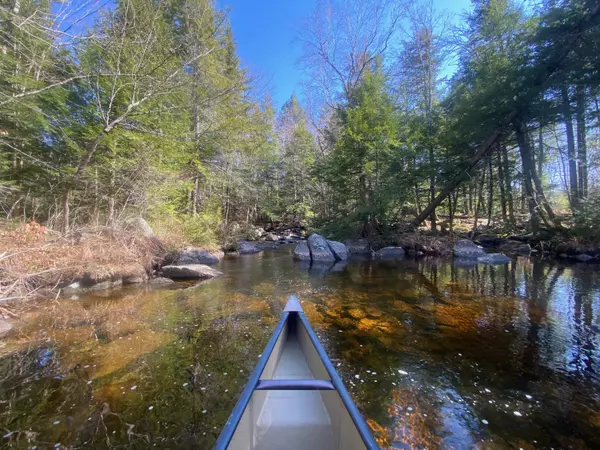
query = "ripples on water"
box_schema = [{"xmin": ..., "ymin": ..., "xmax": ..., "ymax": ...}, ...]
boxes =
[{"xmin": 1, "ymin": 245, "xmax": 599, "ymax": 449}]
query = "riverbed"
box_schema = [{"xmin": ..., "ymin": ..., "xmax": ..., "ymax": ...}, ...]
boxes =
[{"xmin": 1, "ymin": 245, "xmax": 599, "ymax": 449}]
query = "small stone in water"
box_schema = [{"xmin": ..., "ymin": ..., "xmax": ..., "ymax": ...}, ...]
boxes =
[
  {"xmin": 482, "ymin": 419, "xmax": 489, "ymax": 425},
  {"xmin": 484, "ymin": 388, "xmax": 491, "ymax": 393},
  {"xmin": 514, "ymin": 411, "xmax": 522, "ymax": 417},
  {"xmin": 355, "ymin": 375, "xmax": 360, "ymax": 379},
  {"xmin": 148, "ymin": 406, "xmax": 154, "ymax": 410},
  {"xmin": 372, "ymin": 372, "xmax": 377, "ymax": 375},
  {"xmin": 87, "ymin": 381, "xmax": 92, "ymax": 385},
  {"xmin": 525, "ymin": 394, "xmax": 532, "ymax": 400},
  {"xmin": 398, "ymin": 370, "xmax": 408, "ymax": 375},
  {"xmin": 53, "ymin": 421, "xmax": 60, "ymax": 425},
  {"xmin": 407, "ymin": 407, "xmax": 413, "ymax": 411},
  {"xmin": 202, "ymin": 410, "xmax": 207, "ymax": 414},
  {"xmin": 223, "ymin": 372, "xmax": 227, "ymax": 375},
  {"xmin": 225, "ymin": 389, "xmax": 229, "ymax": 392},
  {"xmin": 131, "ymin": 386, "xmax": 137, "ymax": 390},
  {"xmin": 183, "ymin": 383, "xmax": 189, "ymax": 387}
]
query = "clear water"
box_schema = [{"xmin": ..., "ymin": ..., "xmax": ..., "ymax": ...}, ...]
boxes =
[{"xmin": 1, "ymin": 245, "xmax": 599, "ymax": 449}]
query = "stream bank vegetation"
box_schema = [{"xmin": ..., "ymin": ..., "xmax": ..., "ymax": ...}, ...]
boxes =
[{"xmin": 2, "ymin": 0, "xmax": 600, "ymax": 303}]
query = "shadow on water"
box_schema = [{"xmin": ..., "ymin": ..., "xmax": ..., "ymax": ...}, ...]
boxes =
[{"xmin": 1, "ymin": 244, "xmax": 600, "ymax": 449}]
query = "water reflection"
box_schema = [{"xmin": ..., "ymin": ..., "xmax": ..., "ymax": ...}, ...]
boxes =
[{"xmin": 1, "ymin": 245, "xmax": 599, "ymax": 449}]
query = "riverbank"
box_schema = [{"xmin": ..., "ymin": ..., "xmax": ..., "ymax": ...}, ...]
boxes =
[{"xmin": 2, "ymin": 219, "xmax": 598, "ymax": 312}]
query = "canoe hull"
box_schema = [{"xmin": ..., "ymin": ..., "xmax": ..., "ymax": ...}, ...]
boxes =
[{"xmin": 215, "ymin": 296, "xmax": 378, "ymax": 450}]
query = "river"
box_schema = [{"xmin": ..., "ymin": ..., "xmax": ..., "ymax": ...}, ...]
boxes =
[{"xmin": 1, "ymin": 245, "xmax": 599, "ymax": 449}]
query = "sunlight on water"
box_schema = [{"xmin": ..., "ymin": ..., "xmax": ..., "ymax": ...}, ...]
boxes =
[{"xmin": 1, "ymin": 244, "xmax": 599, "ymax": 448}]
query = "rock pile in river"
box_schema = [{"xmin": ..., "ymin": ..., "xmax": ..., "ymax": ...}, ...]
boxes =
[
  {"xmin": 293, "ymin": 234, "xmax": 349, "ymax": 263},
  {"xmin": 453, "ymin": 239, "xmax": 486, "ymax": 259},
  {"xmin": 176, "ymin": 247, "xmax": 224, "ymax": 265}
]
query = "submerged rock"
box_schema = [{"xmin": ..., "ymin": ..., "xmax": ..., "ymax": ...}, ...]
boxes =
[
  {"xmin": 150, "ymin": 277, "xmax": 175, "ymax": 285},
  {"xmin": 327, "ymin": 240, "xmax": 348, "ymax": 261},
  {"xmin": 161, "ymin": 264, "xmax": 223, "ymax": 280},
  {"xmin": 477, "ymin": 253, "xmax": 512, "ymax": 265},
  {"xmin": 453, "ymin": 240, "xmax": 486, "ymax": 259},
  {"xmin": 575, "ymin": 254, "xmax": 594, "ymax": 262},
  {"xmin": 176, "ymin": 247, "xmax": 223, "ymax": 265},
  {"xmin": 237, "ymin": 241, "xmax": 262, "ymax": 254},
  {"xmin": 293, "ymin": 242, "xmax": 311, "ymax": 261},
  {"xmin": 375, "ymin": 246, "xmax": 406, "ymax": 259},
  {"xmin": 307, "ymin": 234, "xmax": 336, "ymax": 262}
]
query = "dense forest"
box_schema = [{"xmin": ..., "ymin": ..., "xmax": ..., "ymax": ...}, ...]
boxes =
[{"xmin": 1, "ymin": 0, "xmax": 599, "ymax": 246}]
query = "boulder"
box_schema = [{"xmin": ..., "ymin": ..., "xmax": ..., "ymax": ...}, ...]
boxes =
[
  {"xmin": 499, "ymin": 241, "xmax": 531, "ymax": 255},
  {"xmin": 344, "ymin": 239, "xmax": 372, "ymax": 255},
  {"xmin": 0, "ymin": 320, "xmax": 13, "ymax": 338},
  {"xmin": 307, "ymin": 234, "xmax": 336, "ymax": 262},
  {"xmin": 477, "ymin": 253, "xmax": 512, "ymax": 265},
  {"xmin": 122, "ymin": 217, "xmax": 154, "ymax": 238},
  {"xmin": 150, "ymin": 277, "xmax": 175, "ymax": 285},
  {"xmin": 453, "ymin": 239, "xmax": 486, "ymax": 259},
  {"xmin": 176, "ymin": 247, "xmax": 224, "ymax": 265},
  {"xmin": 327, "ymin": 241, "xmax": 348, "ymax": 261},
  {"xmin": 293, "ymin": 242, "xmax": 312, "ymax": 261},
  {"xmin": 237, "ymin": 240, "xmax": 262, "ymax": 254},
  {"xmin": 161, "ymin": 264, "xmax": 223, "ymax": 280},
  {"xmin": 375, "ymin": 246, "xmax": 406, "ymax": 259},
  {"xmin": 575, "ymin": 254, "xmax": 594, "ymax": 262},
  {"xmin": 265, "ymin": 233, "xmax": 279, "ymax": 241}
]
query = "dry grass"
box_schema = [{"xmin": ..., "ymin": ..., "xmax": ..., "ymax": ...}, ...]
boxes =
[{"xmin": 0, "ymin": 221, "xmax": 166, "ymax": 306}]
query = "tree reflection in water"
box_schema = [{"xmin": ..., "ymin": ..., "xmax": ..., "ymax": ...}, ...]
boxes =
[{"xmin": 1, "ymin": 246, "xmax": 599, "ymax": 449}]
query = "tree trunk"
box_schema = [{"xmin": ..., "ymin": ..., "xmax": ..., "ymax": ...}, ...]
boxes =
[
  {"xmin": 575, "ymin": 84, "xmax": 588, "ymax": 198},
  {"xmin": 487, "ymin": 156, "xmax": 493, "ymax": 227},
  {"xmin": 514, "ymin": 120, "xmax": 540, "ymax": 231},
  {"xmin": 497, "ymin": 149, "xmax": 507, "ymax": 221},
  {"xmin": 561, "ymin": 86, "xmax": 579, "ymax": 208},
  {"xmin": 473, "ymin": 170, "xmax": 485, "ymax": 234},
  {"xmin": 537, "ymin": 126, "xmax": 544, "ymax": 178},
  {"xmin": 429, "ymin": 146, "xmax": 436, "ymax": 232}
]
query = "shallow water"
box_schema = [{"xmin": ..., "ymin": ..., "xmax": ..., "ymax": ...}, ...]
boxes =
[{"xmin": 1, "ymin": 245, "xmax": 600, "ymax": 449}]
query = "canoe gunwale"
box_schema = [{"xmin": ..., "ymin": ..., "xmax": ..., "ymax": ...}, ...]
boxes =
[
  {"xmin": 296, "ymin": 312, "xmax": 379, "ymax": 449},
  {"xmin": 213, "ymin": 297, "xmax": 379, "ymax": 450},
  {"xmin": 214, "ymin": 309, "xmax": 290, "ymax": 450}
]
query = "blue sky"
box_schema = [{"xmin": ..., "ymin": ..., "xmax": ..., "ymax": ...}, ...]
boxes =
[{"xmin": 223, "ymin": 0, "xmax": 474, "ymax": 109}]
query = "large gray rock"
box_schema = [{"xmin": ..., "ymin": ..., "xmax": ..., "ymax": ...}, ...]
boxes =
[
  {"xmin": 453, "ymin": 240, "xmax": 486, "ymax": 259},
  {"xmin": 150, "ymin": 277, "xmax": 175, "ymax": 286},
  {"xmin": 162, "ymin": 264, "xmax": 223, "ymax": 280},
  {"xmin": 327, "ymin": 241, "xmax": 348, "ymax": 261},
  {"xmin": 344, "ymin": 239, "xmax": 372, "ymax": 255},
  {"xmin": 0, "ymin": 320, "xmax": 13, "ymax": 338},
  {"xmin": 293, "ymin": 242, "xmax": 311, "ymax": 261},
  {"xmin": 375, "ymin": 246, "xmax": 406, "ymax": 259},
  {"xmin": 237, "ymin": 241, "xmax": 262, "ymax": 254},
  {"xmin": 265, "ymin": 233, "xmax": 279, "ymax": 241},
  {"xmin": 122, "ymin": 217, "xmax": 155, "ymax": 238},
  {"xmin": 307, "ymin": 234, "xmax": 335, "ymax": 262},
  {"xmin": 477, "ymin": 253, "xmax": 512, "ymax": 265},
  {"xmin": 176, "ymin": 247, "xmax": 224, "ymax": 265}
]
